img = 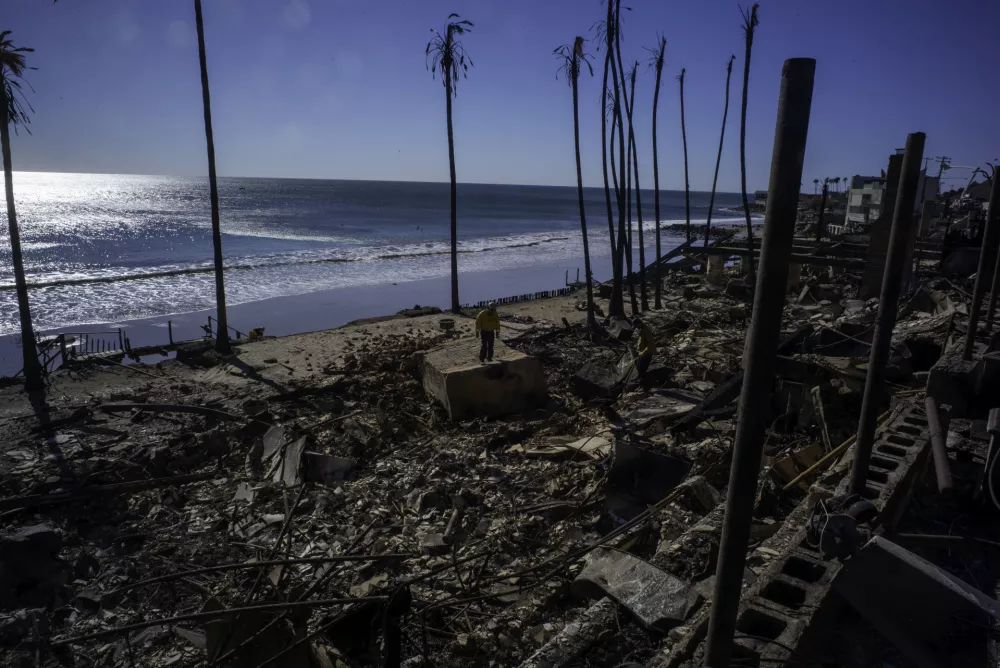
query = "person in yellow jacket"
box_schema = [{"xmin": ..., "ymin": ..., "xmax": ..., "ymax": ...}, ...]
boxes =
[
  {"xmin": 475, "ymin": 302, "xmax": 501, "ymax": 362},
  {"xmin": 632, "ymin": 317, "xmax": 657, "ymax": 387}
]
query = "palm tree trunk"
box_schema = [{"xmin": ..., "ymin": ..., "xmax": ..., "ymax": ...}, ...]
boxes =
[
  {"xmin": 705, "ymin": 58, "xmax": 735, "ymax": 262},
  {"xmin": 624, "ymin": 118, "xmax": 638, "ymax": 315},
  {"xmin": 572, "ymin": 59, "xmax": 596, "ymax": 330},
  {"xmin": 613, "ymin": 0, "xmax": 638, "ymax": 316},
  {"xmin": 445, "ymin": 65, "xmax": 460, "ymax": 313},
  {"xmin": 679, "ymin": 70, "xmax": 691, "ymax": 245},
  {"xmin": 610, "ymin": 114, "xmax": 620, "ymax": 205},
  {"xmin": 628, "ymin": 70, "xmax": 648, "ymax": 312},
  {"xmin": 610, "ymin": 11, "xmax": 628, "ymax": 319},
  {"xmin": 739, "ymin": 6, "xmax": 759, "ymax": 299},
  {"xmin": 651, "ymin": 52, "xmax": 664, "ymax": 309},
  {"xmin": 0, "ymin": 92, "xmax": 42, "ymax": 390},
  {"xmin": 194, "ymin": 0, "xmax": 230, "ymax": 353},
  {"xmin": 600, "ymin": 30, "xmax": 621, "ymax": 318}
]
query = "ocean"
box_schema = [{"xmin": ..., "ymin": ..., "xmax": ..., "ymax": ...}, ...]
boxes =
[{"xmin": 0, "ymin": 172, "xmax": 750, "ymax": 337}]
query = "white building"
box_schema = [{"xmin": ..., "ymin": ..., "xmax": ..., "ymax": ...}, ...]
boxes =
[{"xmin": 844, "ymin": 171, "xmax": 939, "ymax": 228}]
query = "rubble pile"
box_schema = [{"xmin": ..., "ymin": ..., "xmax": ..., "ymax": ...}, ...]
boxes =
[{"xmin": 1, "ymin": 250, "xmax": 997, "ymax": 668}]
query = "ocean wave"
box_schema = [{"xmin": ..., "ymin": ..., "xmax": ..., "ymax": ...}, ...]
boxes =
[{"xmin": 0, "ymin": 231, "xmax": 577, "ymax": 291}]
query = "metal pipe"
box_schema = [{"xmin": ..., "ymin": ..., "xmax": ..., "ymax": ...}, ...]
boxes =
[
  {"xmin": 849, "ymin": 132, "xmax": 926, "ymax": 497},
  {"xmin": 704, "ymin": 57, "xmax": 816, "ymax": 668},
  {"xmin": 964, "ymin": 172, "xmax": 1000, "ymax": 357},
  {"xmin": 925, "ymin": 396, "xmax": 953, "ymax": 494}
]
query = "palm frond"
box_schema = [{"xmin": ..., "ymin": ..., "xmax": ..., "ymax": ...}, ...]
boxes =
[
  {"xmin": 555, "ymin": 37, "xmax": 593, "ymax": 84},
  {"xmin": 425, "ymin": 14, "xmax": 474, "ymax": 96},
  {"xmin": 740, "ymin": 3, "xmax": 760, "ymax": 36},
  {"xmin": 644, "ymin": 35, "xmax": 666, "ymax": 72}
]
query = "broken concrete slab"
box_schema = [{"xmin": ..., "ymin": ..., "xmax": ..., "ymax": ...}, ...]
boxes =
[
  {"xmin": 301, "ymin": 452, "xmax": 353, "ymax": 484},
  {"xmin": 600, "ymin": 440, "xmax": 692, "ymax": 532},
  {"xmin": 519, "ymin": 597, "xmax": 618, "ymax": 668},
  {"xmin": 604, "ymin": 317, "xmax": 634, "ymax": 341},
  {"xmin": 571, "ymin": 362, "xmax": 621, "ymax": 401},
  {"xmin": 624, "ymin": 390, "xmax": 703, "ymax": 428},
  {"xmin": 573, "ymin": 547, "xmax": 699, "ymax": 631},
  {"xmin": 927, "ymin": 350, "xmax": 979, "ymax": 417},
  {"xmin": 834, "ymin": 536, "xmax": 1000, "ymax": 668},
  {"xmin": 0, "ymin": 524, "xmax": 68, "ymax": 611},
  {"xmin": 512, "ymin": 435, "xmax": 612, "ymax": 461},
  {"xmin": 419, "ymin": 337, "xmax": 547, "ymax": 420},
  {"xmin": 272, "ymin": 436, "xmax": 306, "ymax": 486}
]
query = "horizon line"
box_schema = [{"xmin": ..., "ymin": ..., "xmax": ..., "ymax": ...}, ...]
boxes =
[{"xmin": 11, "ymin": 168, "xmax": 751, "ymax": 196}]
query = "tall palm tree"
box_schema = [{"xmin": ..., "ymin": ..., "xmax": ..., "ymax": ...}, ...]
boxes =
[
  {"xmin": 595, "ymin": 8, "xmax": 623, "ymax": 318},
  {"xmin": 704, "ymin": 56, "xmax": 736, "ymax": 260},
  {"xmin": 813, "ymin": 178, "xmax": 819, "ymax": 195},
  {"xmin": 738, "ymin": 3, "xmax": 759, "ymax": 297},
  {"xmin": 612, "ymin": 0, "xmax": 638, "ymax": 315},
  {"xmin": 627, "ymin": 62, "xmax": 648, "ymax": 311},
  {"xmin": 648, "ymin": 36, "xmax": 666, "ymax": 309},
  {"xmin": 678, "ymin": 68, "xmax": 691, "ymax": 246},
  {"xmin": 427, "ymin": 13, "xmax": 473, "ymax": 314},
  {"xmin": 194, "ymin": 0, "xmax": 230, "ymax": 353},
  {"xmin": 834, "ymin": 176, "xmax": 841, "ymax": 193},
  {"xmin": 0, "ymin": 32, "xmax": 42, "ymax": 390},
  {"xmin": 556, "ymin": 37, "xmax": 596, "ymax": 330},
  {"xmin": 610, "ymin": 0, "xmax": 631, "ymax": 317}
]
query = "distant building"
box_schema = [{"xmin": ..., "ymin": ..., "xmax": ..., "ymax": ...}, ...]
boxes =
[
  {"xmin": 753, "ymin": 190, "xmax": 768, "ymax": 206},
  {"xmin": 845, "ymin": 175, "xmax": 885, "ymax": 227},
  {"xmin": 845, "ymin": 170, "xmax": 939, "ymax": 228}
]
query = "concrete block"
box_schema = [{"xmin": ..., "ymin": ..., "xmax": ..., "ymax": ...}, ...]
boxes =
[
  {"xmin": 834, "ymin": 536, "xmax": 1000, "ymax": 668},
  {"xmin": 573, "ymin": 547, "xmax": 699, "ymax": 631},
  {"xmin": 706, "ymin": 255, "xmax": 726, "ymax": 286},
  {"xmin": 420, "ymin": 337, "xmax": 547, "ymax": 420},
  {"xmin": 927, "ymin": 350, "xmax": 978, "ymax": 417}
]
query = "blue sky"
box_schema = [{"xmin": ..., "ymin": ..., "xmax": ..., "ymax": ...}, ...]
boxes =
[{"xmin": 5, "ymin": 0, "xmax": 999, "ymax": 192}]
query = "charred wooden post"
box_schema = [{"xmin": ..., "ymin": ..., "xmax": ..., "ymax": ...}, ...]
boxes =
[
  {"xmin": 973, "ymin": 175, "xmax": 1000, "ymax": 339},
  {"xmin": 704, "ymin": 57, "xmax": 816, "ymax": 668},
  {"xmin": 816, "ymin": 180, "xmax": 828, "ymax": 242},
  {"xmin": 849, "ymin": 132, "xmax": 925, "ymax": 496}
]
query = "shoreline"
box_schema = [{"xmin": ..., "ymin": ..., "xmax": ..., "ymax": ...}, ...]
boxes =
[
  {"xmin": 0, "ymin": 248, "xmax": 631, "ymax": 375},
  {"xmin": 0, "ymin": 215, "xmax": 761, "ymax": 376}
]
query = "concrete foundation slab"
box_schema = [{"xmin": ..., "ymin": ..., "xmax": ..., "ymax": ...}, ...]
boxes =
[
  {"xmin": 834, "ymin": 536, "xmax": 1000, "ymax": 668},
  {"xmin": 419, "ymin": 337, "xmax": 547, "ymax": 420}
]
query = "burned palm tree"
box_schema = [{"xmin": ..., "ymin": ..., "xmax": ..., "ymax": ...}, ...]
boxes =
[
  {"xmin": 678, "ymin": 68, "xmax": 691, "ymax": 245},
  {"xmin": 612, "ymin": 0, "xmax": 638, "ymax": 314},
  {"xmin": 194, "ymin": 0, "xmax": 231, "ymax": 353},
  {"xmin": 648, "ymin": 36, "xmax": 666, "ymax": 309},
  {"xmin": 0, "ymin": 31, "xmax": 43, "ymax": 390},
  {"xmin": 705, "ymin": 56, "xmax": 736, "ymax": 257},
  {"xmin": 627, "ymin": 62, "xmax": 648, "ymax": 311},
  {"xmin": 555, "ymin": 37, "xmax": 597, "ymax": 329},
  {"xmin": 595, "ymin": 9, "xmax": 624, "ymax": 317},
  {"xmin": 738, "ymin": 3, "xmax": 759, "ymax": 296},
  {"xmin": 426, "ymin": 13, "xmax": 473, "ymax": 313}
]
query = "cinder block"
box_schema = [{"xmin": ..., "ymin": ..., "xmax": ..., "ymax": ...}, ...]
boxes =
[
  {"xmin": 420, "ymin": 337, "xmax": 547, "ymax": 420},
  {"xmin": 927, "ymin": 350, "xmax": 978, "ymax": 416}
]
